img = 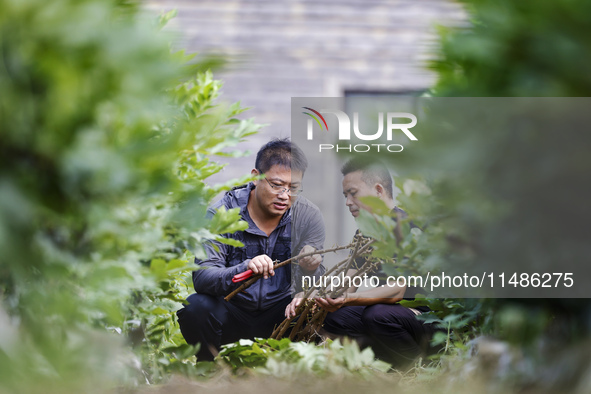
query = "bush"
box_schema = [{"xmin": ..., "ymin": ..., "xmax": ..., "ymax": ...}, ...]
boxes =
[
  {"xmin": 0, "ymin": 0, "xmax": 260, "ymax": 391},
  {"xmin": 219, "ymin": 338, "xmax": 391, "ymax": 378},
  {"xmin": 380, "ymin": 0, "xmax": 591, "ymax": 389}
]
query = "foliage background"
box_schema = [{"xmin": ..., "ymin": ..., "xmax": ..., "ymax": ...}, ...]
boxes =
[
  {"xmin": 382, "ymin": 0, "xmax": 591, "ymax": 391},
  {"xmin": 0, "ymin": 0, "xmax": 259, "ymax": 391},
  {"xmin": 1, "ymin": 0, "xmax": 591, "ymax": 393}
]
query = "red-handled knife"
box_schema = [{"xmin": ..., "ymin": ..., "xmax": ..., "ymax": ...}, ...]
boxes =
[{"xmin": 232, "ymin": 269, "xmax": 254, "ymax": 283}]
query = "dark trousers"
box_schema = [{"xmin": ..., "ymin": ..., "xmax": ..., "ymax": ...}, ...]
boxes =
[
  {"xmin": 323, "ymin": 304, "xmax": 437, "ymax": 368},
  {"xmin": 177, "ymin": 293, "xmax": 291, "ymax": 361}
]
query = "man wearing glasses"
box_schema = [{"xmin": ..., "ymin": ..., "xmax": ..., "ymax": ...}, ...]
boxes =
[{"xmin": 177, "ymin": 138, "xmax": 325, "ymax": 361}]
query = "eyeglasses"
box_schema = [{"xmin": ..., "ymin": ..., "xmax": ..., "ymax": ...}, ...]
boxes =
[{"xmin": 262, "ymin": 177, "xmax": 303, "ymax": 196}]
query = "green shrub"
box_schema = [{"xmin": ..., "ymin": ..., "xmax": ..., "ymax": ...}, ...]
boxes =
[
  {"xmin": 0, "ymin": 0, "xmax": 259, "ymax": 391},
  {"xmin": 386, "ymin": 0, "xmax": 591, "ymax": 381},
  {"xmin": 219, "ymin": 338, "xmax": 391, "ymax": 378}
]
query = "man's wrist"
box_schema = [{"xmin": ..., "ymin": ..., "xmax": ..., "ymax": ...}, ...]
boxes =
[
  {"xmin": 237, "ymin": 260, "xmax": 251, "ymax": 274},
  {"xmin": 342, "ymin": 291, "xmax": 352, "ymax": 306}
]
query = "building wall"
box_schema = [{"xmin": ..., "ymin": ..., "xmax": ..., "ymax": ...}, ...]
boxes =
[{"xmin": 147, "ymin": 0, "xmax": 464, "ymax": 181}]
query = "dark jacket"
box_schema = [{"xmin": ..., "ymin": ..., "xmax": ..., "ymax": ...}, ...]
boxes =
[{"xmin": 193, "ymin": 182, "xmax": 326, "ymax": 312}]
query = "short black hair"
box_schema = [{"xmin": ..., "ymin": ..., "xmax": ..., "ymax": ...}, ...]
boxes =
[
  {"xmin": 255, "ymin": 138, "xmax": 308, "ymax": 174},
  {"xmin": 341, "ymin": 157, "xmax": 394, "ymax": 199}
]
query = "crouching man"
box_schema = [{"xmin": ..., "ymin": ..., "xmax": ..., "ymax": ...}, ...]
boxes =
[
  {"xmin": 178, "ymin": 138, "xmax": 325, "ymax": 361},
  {"xmin": 287, "ymin": 158, "xmax": 435, "ymax": 368}
]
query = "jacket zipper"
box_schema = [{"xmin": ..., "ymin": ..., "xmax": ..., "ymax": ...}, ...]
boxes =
[{"xmin": 257, "ymin": 238, "xmax": 269, "ymax": 311}]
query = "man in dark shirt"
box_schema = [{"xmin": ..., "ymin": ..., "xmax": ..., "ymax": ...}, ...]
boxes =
[
  {"xmin": 289, "ymin": 158, "xmax": 434, "ymax": 368},
  {"xmin": 178, "ymin": 138, "xmax": 325, "ymax": 361}
]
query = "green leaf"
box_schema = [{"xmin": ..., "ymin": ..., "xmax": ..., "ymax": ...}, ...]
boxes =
[
  {"xmin": 208, "ymin": 206, "xmax": 249, "ymax": 234},
  {"xmin": 431, "ymin": 331, "xmax": 449, "ymax": 346},
  {"xmin": 158, "ymin": 9, "xmax": 178, "ymax": 29},
  {"xmin": 214, "ymin": 235, "xmax": 245, "ymax": 248},
  {"xmin": 358, "ymin": 196, "xmax": 392, "ymax": 216}
]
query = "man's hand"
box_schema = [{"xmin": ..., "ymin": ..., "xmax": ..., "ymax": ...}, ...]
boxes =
[
  {"xmin": 248, "ymin": 254, "xmax": 275, "ymax": 279},
  {"xmin": 285, "ymin": 290, "xmax": 318, "ymax": 318},
  {"xmin": 315, "ymin": 295, "xmax": 347, "ymax": 312},
  {"xmin": 285, "ymin": 292, "xmax": 304, "ymax": 318},
  {"xmin": 297, "ymin": 245, "xmax": 322, "ymax": 272}
]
